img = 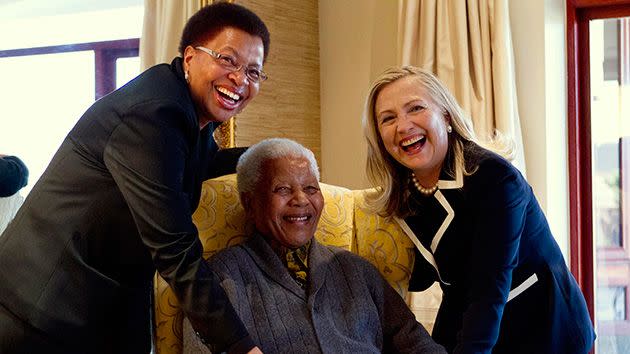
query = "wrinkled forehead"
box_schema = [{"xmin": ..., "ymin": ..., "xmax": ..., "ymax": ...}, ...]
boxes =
[{"xmin": 259, "ymin": 157, "xmax": 316, "ymax": 183}]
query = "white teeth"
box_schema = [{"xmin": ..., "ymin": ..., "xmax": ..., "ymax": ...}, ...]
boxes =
[
  {"xmin": 401, "ymin": 135, "xmax": 424, "ymax": 147},
  {"xmin": 216, "ymin": 86, "xmax": 241, "ymax": 101},
  {"xmin": 286, "ymin": 216, "xmax": 308, "ymax": 222}
]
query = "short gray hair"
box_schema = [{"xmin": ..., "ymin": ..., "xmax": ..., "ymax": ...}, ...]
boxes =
[{"xmin": 236, "ymin": 138, "xmax": 320, "ymax": 195}]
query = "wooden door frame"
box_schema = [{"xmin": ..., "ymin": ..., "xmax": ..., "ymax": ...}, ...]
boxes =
[{"xmin": 566, "ymin": 0, "xmax": 630, "ymax": 333}]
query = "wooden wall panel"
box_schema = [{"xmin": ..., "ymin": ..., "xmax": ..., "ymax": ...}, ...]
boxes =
[{"xmin": 233, "ymin": 0, "xmax": 321, "ymax": 164}]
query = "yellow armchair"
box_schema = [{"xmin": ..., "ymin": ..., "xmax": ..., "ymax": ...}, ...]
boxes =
[{"xmin": 153, "ymin": 174, "xmax": 439, "ymax": 354}]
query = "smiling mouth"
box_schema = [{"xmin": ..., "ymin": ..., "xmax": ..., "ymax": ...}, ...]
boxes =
[
  {"xmin": 284, "ymin": 215, "xmax": 311, "ymax": 223},
  {"xmin": 215, "ymin": 86, "xmax": 243, "ymax": 104},
  {"xmin": 400, "ymin": 135, "xmax": 426, "ymax": 152}
]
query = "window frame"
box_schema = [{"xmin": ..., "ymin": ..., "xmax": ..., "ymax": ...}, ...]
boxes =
[
  {"xmin": 566, "ymin": 0, "xmax": 630, "ymax": 347},
  {"xmin": 0, "ymin": 38, "xmax": 140, "ymax": 100}
]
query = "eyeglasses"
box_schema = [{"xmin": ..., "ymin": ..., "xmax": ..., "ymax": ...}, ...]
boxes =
[{"xmin": 195, "ymin": 46, "xmax": 267, "ymax": 83}]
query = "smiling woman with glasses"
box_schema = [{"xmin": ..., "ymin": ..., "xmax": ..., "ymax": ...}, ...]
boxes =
[{"xmin": 0, "ymin": 3, "xmax": 270, "ymax": 354}]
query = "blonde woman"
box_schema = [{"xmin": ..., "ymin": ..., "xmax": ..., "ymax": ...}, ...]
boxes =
[{"xmin": 363, "ymin": 66, "xmax": 595, "ymax": 354}]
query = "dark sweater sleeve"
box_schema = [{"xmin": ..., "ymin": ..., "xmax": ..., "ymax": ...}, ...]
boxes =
[
  {"xmin": 365, "ymin": 261, "xmax": 446, "ymax": 353},
  {"xmin": 0, "ymin": 155, "xmax": 29, "ymax": 197}
]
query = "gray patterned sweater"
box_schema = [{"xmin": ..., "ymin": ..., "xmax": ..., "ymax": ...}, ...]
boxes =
[{"xmin": 183, "ymin": 234, "xmax": 446, "ymax": 354}]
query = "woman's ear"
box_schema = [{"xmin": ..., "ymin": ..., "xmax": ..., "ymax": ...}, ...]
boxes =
[
  {"xmin": 443, "ymin": 111, "xmax": 451, "ymax": 124},
  {"xmin": 444, "ymin": 112, "xmax": 453, "ymax": 133},
  {"xmin": 183, "ymin": 45, "xmax": 195, "ymax": 71}
]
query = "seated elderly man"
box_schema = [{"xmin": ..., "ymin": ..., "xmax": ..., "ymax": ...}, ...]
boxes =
[{"xmin": 184, "ymin": 138, "xmax": 445, "ymax": 354}]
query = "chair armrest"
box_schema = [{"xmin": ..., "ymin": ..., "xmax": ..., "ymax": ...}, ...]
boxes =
[{"xmin": 154, "ymin": 273, "xmax": 184, "ymax": 354}]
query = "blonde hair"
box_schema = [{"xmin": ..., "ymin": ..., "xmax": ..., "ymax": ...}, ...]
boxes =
[{"xmin": 363, "ymin": 66, "xmax": 513, "ymax": 217}]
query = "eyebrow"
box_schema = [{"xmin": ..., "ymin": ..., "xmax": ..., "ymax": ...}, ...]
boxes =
[
  {"xmin": 221, "ymin": 46, "xmax": 263, "ymax": 67},
  {"xmin": 376, "ymin": 108, "xmax": 394, "ymax": 118}
]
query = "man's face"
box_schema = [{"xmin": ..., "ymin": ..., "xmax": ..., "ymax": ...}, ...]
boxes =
[{"xmin": 243, "ymin": 156, "xmax": 323, "ymax": 248}]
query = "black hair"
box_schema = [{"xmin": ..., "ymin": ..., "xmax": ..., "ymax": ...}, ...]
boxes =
[{"xmin": 178, "ymin": 2, "xmax": 270, "ymax": 62}]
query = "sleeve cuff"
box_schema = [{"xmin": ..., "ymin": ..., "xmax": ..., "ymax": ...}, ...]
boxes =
[{"xmin": 226, "ymin": 335, "xmax": 256, "ymax": 354}]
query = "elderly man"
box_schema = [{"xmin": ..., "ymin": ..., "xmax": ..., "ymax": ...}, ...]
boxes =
[{"xmin": 185, "ymin": 138, "xmax": 445, "ymax": 353}]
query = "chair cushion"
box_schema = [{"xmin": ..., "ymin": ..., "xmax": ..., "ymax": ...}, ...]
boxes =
[{"xmin": 352, "ymin": 188, "xmax": 415, "ymax": 296}]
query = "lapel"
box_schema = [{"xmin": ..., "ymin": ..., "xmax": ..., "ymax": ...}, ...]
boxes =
[
  {"xmin": 396, "ymin": 160, "xmax": 464, "ymax": 285},
  {"xmin": 305, "ymin": 239, "xmax": 332, "ymax": 299},
  {"xmin": 242, "ymin": 233, "xmax": 307, "ymax": 301}
]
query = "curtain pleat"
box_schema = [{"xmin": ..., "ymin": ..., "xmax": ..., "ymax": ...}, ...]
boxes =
[{"xmin": 140, "ymin": 0, "xmax": 203, "ymax": 70}]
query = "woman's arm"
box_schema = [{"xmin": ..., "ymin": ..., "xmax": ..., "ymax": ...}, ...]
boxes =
[{"xmin": 103, "ymin": 102, "xmax": 252, "ymax": 353}]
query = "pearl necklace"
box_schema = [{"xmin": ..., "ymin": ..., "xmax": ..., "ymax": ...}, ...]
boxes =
[{"xmin": 411, "ymin": 173, "xmax": 438, "ymax": 196}]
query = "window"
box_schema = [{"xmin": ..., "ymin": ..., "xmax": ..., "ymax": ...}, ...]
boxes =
[
  {"xmin": 567, "ymin": 1, "xmax": 630, "ymax": 353},
  {"xmin": 0, "ymin": 0, "xmax": 143, "ymax": 194}
]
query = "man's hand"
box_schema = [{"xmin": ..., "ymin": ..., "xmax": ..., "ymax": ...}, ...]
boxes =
[{"xmin": 247, "ymin": 346, "xmax": 263, "ymax": 354}]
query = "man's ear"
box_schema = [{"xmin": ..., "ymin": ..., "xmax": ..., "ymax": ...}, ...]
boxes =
[{"xmin": 240, "ymin": 192, "xmax": 252, "ymax": 214}]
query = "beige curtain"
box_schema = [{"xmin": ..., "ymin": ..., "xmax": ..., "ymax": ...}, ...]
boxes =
[
  {"xmin": 398, "ymin": 0, "xmax": 526, "ymax": 173},
  {"xmin": 140, "ymin": 0, "xmax": 205, "ymax": 70}
]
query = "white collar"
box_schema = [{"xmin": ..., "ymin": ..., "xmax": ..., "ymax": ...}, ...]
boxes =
[{"xmin": 436, "ymin": 157, "xmax": 464, "ymax": 190}]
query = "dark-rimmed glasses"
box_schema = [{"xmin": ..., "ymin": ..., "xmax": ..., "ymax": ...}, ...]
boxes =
[{"xmin": 195, "ymin": 46, "xmax": 267, "ymax": 83}]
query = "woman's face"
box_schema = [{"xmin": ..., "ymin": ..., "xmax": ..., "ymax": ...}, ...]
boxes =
[
  {"xmin": 374, "ymin": 76, "xmax": 450, "ymax": 184},
  {"xmin": 183, "ymin": 26, "xmax": 264, "ymax": 128}
]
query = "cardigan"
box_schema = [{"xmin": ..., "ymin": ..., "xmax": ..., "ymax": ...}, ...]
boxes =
[
  {"xmin": 398, "ymin": 143, "xmax": 595, "ymax": 354},
  {"xmin": 184, "ymin": 233, "xmax": 447, "ymax": 354},
  {"xmin": 0, "ymin": 58, "xmax": 249, "ymax": 353}
]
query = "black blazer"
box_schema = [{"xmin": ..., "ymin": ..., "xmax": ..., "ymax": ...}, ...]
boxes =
[
  {"xmin": 0, "ymin": 58, "xmax": 249, "ymax": 353},
  {"xmin": 400, "ymin": 144, "xmax": 595, "ymax": 354}
]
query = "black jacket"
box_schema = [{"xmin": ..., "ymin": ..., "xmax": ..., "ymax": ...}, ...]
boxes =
[
  {"xmin": 0, "ymin": 58, "xmax": 251, "ymax": 353},
  {"xmin": 0, "ymin": 155, "xmax": 28, "ymax": 197},
  {"xmin": 400, "ymin": 144, "xmax": 595, "ymax": 354}
]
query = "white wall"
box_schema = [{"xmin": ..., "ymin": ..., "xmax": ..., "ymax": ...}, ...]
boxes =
[
  {"xmin": 319, "ymin": 0, "xmax": 398, "ymax": 189},
  {"xmin": 509, "ymin": 0, "xmax": 570, "ymax": 259}
]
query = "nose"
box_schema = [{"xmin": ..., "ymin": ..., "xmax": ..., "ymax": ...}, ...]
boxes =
[
  {"xmin": 396, "ymin": 114, "xmax": 414, "ymax": 134},
  {"xmin": 290, "ymin": 190, "xmax": 309, "ymax": 207},
  {"xmin": 227, "ymin": 67, "xmax": 249, "ymax": 86}
]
